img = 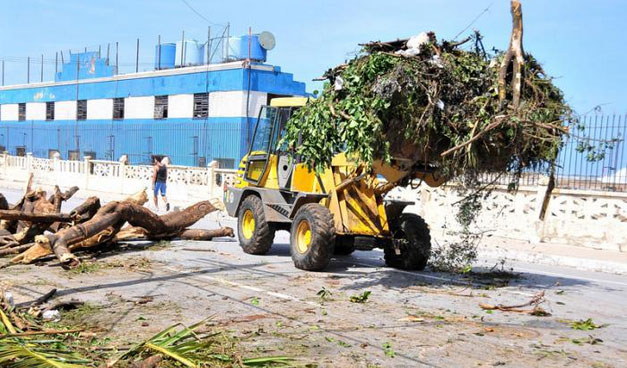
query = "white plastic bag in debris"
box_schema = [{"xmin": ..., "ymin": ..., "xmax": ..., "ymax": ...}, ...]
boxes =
[{"xmin": 396, "ymin": 32, "xmax": 431, "ymax": 56}]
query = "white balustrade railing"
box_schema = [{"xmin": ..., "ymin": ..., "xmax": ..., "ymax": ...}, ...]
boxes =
[{"xmin": 0, "ymin": 152, "xmax": 237, "ymax": 205}]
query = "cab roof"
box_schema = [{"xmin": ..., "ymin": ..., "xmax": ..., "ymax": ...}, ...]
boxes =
[{"xmin": 269, "ymin": 97, "xmax": 310, "ymax": 107}]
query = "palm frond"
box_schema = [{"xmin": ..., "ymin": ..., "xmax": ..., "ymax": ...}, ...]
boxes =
[
  {"xmin": 111, "ymin": 318, "xmax": 293, "ymax": 367},
  {"xmin": 0, "ymin": 308, "xmax": 18, "ymax": 334},
  {"xmin": 144, "ymin": 342, "xmax": 197, "ymax": 367},
  {"xmin": 0, "ymin": 339, "xmax": 87, "ymax": 368}
]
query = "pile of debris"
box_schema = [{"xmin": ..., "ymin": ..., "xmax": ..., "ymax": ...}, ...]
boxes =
[
  {"xmin": 283, "ymin": 0, "xmax": 572, "ymax": 185},
  {"xmin": 0, "ymin": 175, "xmax": 233, "ymax": 269},
  {"xmin": 0, "ymin": 289, "xmax": 291, "ymax": 367}
]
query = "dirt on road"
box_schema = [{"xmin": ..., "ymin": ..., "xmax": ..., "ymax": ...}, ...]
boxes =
[{"xmin": 2, "ymin": 231, "xmax": 626, "ymax": 367}]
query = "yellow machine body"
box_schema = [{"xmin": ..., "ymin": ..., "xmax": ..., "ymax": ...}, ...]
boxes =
[{"xmin": 230, "ymin": 97, "xmax": 444, "ymax": 239}]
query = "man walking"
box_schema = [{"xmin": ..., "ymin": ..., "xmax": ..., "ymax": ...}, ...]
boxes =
[{"xmin": 152, "ymin": 156, "xmax": 170, "ymax": 211}]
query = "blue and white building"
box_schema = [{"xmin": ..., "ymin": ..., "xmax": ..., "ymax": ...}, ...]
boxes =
[{"xmin": 0, "ymin": 34, "xmax": 307, "ymax": 168}]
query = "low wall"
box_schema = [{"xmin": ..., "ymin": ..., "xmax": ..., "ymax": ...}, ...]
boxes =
[
  {"xmin": 391, "ymin": 180, "xmax": 627, "ymax": 252},
  {"xmin": 0, "ymin": 153, "xmax": 237, "ymax": 206},
  {"xmin": 1, "ymin": 152, "xmax": 625, "ymax": 252}
]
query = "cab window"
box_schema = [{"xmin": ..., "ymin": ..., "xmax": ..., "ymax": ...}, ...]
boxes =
[{"xmin": 250, "ymin": 106, "xmax": 277, "ymax": 154}]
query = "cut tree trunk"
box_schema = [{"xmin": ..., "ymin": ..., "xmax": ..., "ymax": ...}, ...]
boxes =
[
  {"xmin": 30, "ymin": 200, "xmax": 218, "ymax": 266},
  {"xmin": 0, "ymin": 210, "xmax": 72, "ymax": 223},
  {"xmin": 178, "ymin": 228, "xmax": 235, "ymax": 240},
  {"xmin": 498, "ymin": 0, "xmax": 524, "ymax": 108}
]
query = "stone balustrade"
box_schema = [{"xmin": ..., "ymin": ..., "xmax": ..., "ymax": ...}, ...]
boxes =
[
  {"xmin": 0, "ymin": 152, "xmax": 625, "ymax": 251},
  {"xmin": 0, "ymin": 152, "xmax": 236, "ymax": 205}
]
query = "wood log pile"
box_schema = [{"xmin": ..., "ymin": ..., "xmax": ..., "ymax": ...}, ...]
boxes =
[{"xmin": 0, "ymin": 178, "xmax": 234, "ymax": 269}]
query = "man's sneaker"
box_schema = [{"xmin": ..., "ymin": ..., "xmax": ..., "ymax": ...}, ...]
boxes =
[{"xmin": 166, "ymin": 203, "xmax": 170, "ymax": 211}]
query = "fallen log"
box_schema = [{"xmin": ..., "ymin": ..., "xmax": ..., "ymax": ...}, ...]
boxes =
[
  {"xmin": 0, "ymin": 210, "xmax": 72, "ymax": 223},
  {"xmin": 0, "ymin": 243, "xmax": 35, "ymax": 256},
  {"xmin": 69, "ymin": 196, "xmax": 101, "ymax": 223},
  {"xmin": 178, "ymin": 228, "xmax": 235, "ymax": 240},
  {"xmin": 23, "ymin": 200, "xmax": 218, "ymax": 266}
]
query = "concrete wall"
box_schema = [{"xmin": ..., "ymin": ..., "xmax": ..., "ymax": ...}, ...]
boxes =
[
  {"xmin": 208, "ymin": 91, "xmax": 267, "ymax": 118},
  {"xmin": 26, "ymin": 103, "xmax": 46, "ymax": 120},
  {"xmin": 0, "ymin": 63, "xmax": 305, "ymax": 104},
  {"xmin": 390, "ymin": 181, "xmax": 627, "ymax": 252},
  {"xmin": 56, "ymin": 101, "xmax": 77, "ymax": 120},
  {"xmin": 169, "ymin": 94, "xmax": 194, "ymax": 118},
  {"xmin": 87, "ymin": 99, "xmax": 113, "ymax": 120},
  {"xmin": 0, "ymin": 104, "xmax": 18, "ymax": 121},
  {"xmin": 125, "ymin": 96, "xmax": 154, "ymax": 119},
  {"xmin": 0, "ymin": 153, "xmax": 235, "ymax": 207}
]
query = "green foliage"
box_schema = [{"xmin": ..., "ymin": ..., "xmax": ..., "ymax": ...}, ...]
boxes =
[
  {"xmin": 570, "ymin": 318, "xmax": 607, "ymax": 331},
  {"xmin": 349, "ymin": 290, "xmax": 371, "ymax": 303},
  {"xmin": 1, "ymin": 298, "xmax": 292, "ymax": 367},
  {"xmin": 282, "ymin": 36, "xmax": 573, "ymax": 180},
  {"xmin": 112, "ymin": 320, "xmax": 293, "ymax": 367},
  {"xmin": 316, "ymin": 287, "xmax": 333, "ymax": 302},
  {"xmin": 382, "ymin": 342, "xmax": 396, "ymax": 358}
]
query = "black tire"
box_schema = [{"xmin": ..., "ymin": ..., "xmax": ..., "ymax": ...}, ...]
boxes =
[
  {"xmin": 290, "ymin": 203, "xmax": 336, "ymax": 271},
  {"xmin": 384, "ymin": 213, "xmax": 431, "ymax": 271},
  {"xmin": 237, "ymin": 195, "xmax": 275, "ymax": 255},
  {"xmin": 334, "ymin": 236, "xmax": 356, "ymax": 256}
]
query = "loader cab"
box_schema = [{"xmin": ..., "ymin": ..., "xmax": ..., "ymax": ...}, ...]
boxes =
[{"xmin": 241, "ymin": 97, "xmax": 308, "ymax": 188}]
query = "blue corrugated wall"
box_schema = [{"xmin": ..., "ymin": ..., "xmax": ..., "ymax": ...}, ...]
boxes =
[
  {"xmin": 0, "ymin": 118, "xmax": 255, "ymax": 167},
  {"xmin": 0, "ymin": 67, "xmax": 305, "ymax": 103}
]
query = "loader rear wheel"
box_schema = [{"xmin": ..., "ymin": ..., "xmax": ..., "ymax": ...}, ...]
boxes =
[
  {"xmin": 384, "ymin": 213, "xmax": 431, "ymax": 271},
  {"xmin": 237, "ymin": 195, "xmax": 275, "ymax": 255},
  {"xmin": 290, "ymin": 204, "xmax": 336, "ymax": 271}
]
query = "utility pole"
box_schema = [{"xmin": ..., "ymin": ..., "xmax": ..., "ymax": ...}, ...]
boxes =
[
  {"xmin": 225, "ymin": 23, "xmax": 230, "ymax": 60},
  {"xmin": 40, "ymin": 54, "xmax": 44, "ymax": 82},
  {"xmin": 180, "ymin": 30, "xmax": 185, "ymax": 67},
  {"xmin": 206, "ymin": 26, "xmax": 211, "ymax": 65},
  {"xmin": 27, "ymin": 57, "xmax": 30, "ymax": 83},
  {"xmin": 135, "ymin": 38, "xmax": 140, "ymax": 73},
  {"xmin": 157, "ymin": 35, "xmax": 161, "ymax": 70}
]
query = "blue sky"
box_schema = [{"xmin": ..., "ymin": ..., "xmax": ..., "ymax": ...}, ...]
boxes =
[{"xmin": 0, "ymin": 0, "xmax": 625, "ymax": 114}]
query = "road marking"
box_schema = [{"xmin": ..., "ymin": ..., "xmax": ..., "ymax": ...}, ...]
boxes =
[
  {"xmin": 513, "ymin": 266, "xmax": 627, "ymax": 288},
  {"xmin": 164, "ymin": 266, "xmax": 319, "ymax": 307}
]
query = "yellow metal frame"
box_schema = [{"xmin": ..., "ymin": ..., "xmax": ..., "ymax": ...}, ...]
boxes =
[
  {"xmin": 295, "ymin": 219, "xmax": 312, "ymax": 253},
  {"xmin": 242, "ymin": 209, "xmax": 255, "ymax": 239},
  {"xmin": 235, "ymin": 97, "xmax": 445, "ymax": 239}
]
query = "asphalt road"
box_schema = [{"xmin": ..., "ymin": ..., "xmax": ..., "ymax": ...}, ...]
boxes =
[{"xmin": 2, "ymin": 186, "xmax": 626, "ymax": 367}]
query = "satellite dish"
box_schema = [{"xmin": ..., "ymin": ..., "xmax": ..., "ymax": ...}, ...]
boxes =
[{"xmin": 258, "ymin": 31, "xmax": 276, "ymax": 50}]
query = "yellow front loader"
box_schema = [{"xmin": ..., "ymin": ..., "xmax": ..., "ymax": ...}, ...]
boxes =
[{"xmin": 225, "ymin": 97, "xmax": 445, "ymax": 271}]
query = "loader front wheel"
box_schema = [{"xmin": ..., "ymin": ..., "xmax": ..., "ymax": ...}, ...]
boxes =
[
  {"xmin": 237, "ymin": 195, "xmax": 275, "ymax": 255},
  {"xmin": 385, "ymin": 213, "xmax": 431, "ymax": 271},
  {"xmin": 290, "ymin": 204, "xmax": 336, "ymax": 271}
]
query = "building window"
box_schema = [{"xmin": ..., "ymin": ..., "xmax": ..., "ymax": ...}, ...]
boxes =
[
  {"xmin": 215, "ymin": 158, "xmax": 235, "ymax": 169},
  {"xmin": 46, "ymin": 102, "xmax": 55, "ymax": 121},
  {"xmin": 193, "ymin": 93, "xmax": 209, "ymax": 118},
  {"xmin": 77, "ymin": 100, "xmax": 87, "ymax": 120},
  {"xmin": 68, "ymin": 150, "xmax": 80, "ymax": 161},
  {"xmin": 18, "ymin": 103, "xmax": 26, "ymax": 121},
  {"xmin": 198, "ymin": 156, "xmax": 206, "ymax": 167},
  {"xmin": 113, "ymin": 98, "xmax": 124, "ymax": 120},
  {"xmin": 154, "ymin": 95, "xmax": 168, "ymax": 119}
]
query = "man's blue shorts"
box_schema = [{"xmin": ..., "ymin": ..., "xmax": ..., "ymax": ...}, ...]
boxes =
[{"xmin": 154, "ymin": 182, "xmax": 167, "ymax": 196}]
